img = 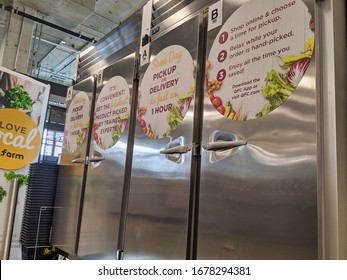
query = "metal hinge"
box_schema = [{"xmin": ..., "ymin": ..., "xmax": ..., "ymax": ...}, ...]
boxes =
[{"xmin": 192, "ymin": 142, "xmax": 201, "ymax": 156}]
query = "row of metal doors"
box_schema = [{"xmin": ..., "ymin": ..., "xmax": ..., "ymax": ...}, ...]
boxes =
[{"xmin": 52, "ymin": 0, "xmax": 318, "ymax": 260}]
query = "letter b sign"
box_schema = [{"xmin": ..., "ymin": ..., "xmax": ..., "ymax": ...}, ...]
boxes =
[
  {"xmin": 211, "ymin": 8, "xmax": 218, "ymax": 22},
  {"xmin": 208, "ymin": 0, "xmax": 222, "ymax": 31}
]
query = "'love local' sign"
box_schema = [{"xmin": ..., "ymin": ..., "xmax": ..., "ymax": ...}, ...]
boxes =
[{"xmin": 0, "ymin": 108, "xmax": 41, "ymax": 170}]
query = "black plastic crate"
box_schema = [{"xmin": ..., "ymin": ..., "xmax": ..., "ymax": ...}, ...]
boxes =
[{"xmin": 21, "ymin": 246, "xmax": 57, "ymax": 260}]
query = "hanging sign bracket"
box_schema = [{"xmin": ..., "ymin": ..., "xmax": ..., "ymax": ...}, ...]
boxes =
[{"xmin": 139, "ymin": 0, "xmax": 153, "ymax": 66}]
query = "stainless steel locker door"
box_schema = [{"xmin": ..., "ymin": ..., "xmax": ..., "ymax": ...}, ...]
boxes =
[
  {"xmin": 51, "ymin": 76, "xmax": 95, "ymax": 256},
  {"xmin": 123, "ymin": 16, "xmax": 201, "ymax": 260},
  {"xmin": 198, "ymin": 0, "xmax": 317, "ymax": 259},
  {"xmin": 77, "ymin": 53, "xmax": 136, "ymax": 259}
]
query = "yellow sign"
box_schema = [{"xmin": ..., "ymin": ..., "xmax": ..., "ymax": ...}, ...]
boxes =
[{"xmin": 0, "ymin": 108, "xmax": 41, "ymax": 170}]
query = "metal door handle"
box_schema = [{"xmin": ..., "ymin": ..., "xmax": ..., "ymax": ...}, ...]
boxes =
[
  {"xmin": 203, "ymin": 140, "xmax": 247, "ymax": 151},
  {"xmin": 160, "ymin": 145, "xmax": 191, "ymax": 154},
  {"xmin": 88, "ymin": 156, "xmax": 105, "ymax": 163},
  {"xmin": 71, "ymin": 158, "xmax": 85, "ymax": 164}
]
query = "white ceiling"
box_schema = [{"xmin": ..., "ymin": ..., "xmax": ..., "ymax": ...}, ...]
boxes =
[{"xmin": 0, "ymin": 0, "xmax": 147, "ymax": 85}]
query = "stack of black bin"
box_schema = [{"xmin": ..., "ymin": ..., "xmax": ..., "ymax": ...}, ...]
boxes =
[{"xmin": 20, "ymin": 163, "xmax": 59, "ymax": 260}]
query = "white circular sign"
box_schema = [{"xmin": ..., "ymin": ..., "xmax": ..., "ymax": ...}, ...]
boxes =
[
  {"xmin": 93, "ymin": 76, "xmax": 131, "ymax": 150},
  {"xmin": 138, "ymin": 45, "xmax": 195, "ymax": 139},
  {"xmin": 64, "ymin": 91, "xmax": 90, "ymax": 153},
  {"xmin": 207, "ymin": 0, "xmax": 314, "ymax": 120}
]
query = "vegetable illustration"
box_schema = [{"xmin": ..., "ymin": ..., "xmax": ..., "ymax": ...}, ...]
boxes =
[
  {"xmin": 256, "ymin": 69, "xmax": 295, "ymax": 118},
  {"xmin": 279, "ymin": 53, "xmax": 311, "ymax": 66},
  {"xmin": 207, "ymin": 79, "xmax": 222, "ymax": 91},
  {"xmin": 111, "ymin": 123, "xmax": 122, "ymax": 145},
  {"xmin": 212, "ymin": 96, "xmax": 222, "ymax": 108},
  {"xmin": 137, "ymin": 106, "xmax": 150, "ymax": 135},
  {"xmin": 287, "ymin": 58, "xmax": 310, "ymax": 87},
  {"xmin": 224, "ymin": 101, "xmax": 231, "ymax": 117},
  {"xmin": 216, "ymin": 105, "xmax": 225, "ymax": 115},
  {"xmin": 309, "ymin": 17, "xmax": 315, "ymax": 32},
  {"xmin": 279, "ymin": 36, "xmax": 314, "ymax": 68},
  {"xmin": 144, "ymin": 123, "xmax": 157, "ymax": 139},
  {"xmin": 206, "ymin": 74, "xmax": 247, "ymax": 120},
  {"xmin": 178, "ymin": 84, "xmax": 194, "ymax": 112},
  {"xmin": 92, "ymin": 122, "xmax": 100, "ymax": 145},
  {"xmin": 139, "ymin": 119, "xmax": 146, "ymax": 128},
  {"xmin": 208, "ymin": 91, "xmax": 215, "ymax": 102},
  {"xmin": 262, "ymin": 70, "xmax": 295, "ymax": 98},
  {"xmin": 257, "ymin": 22, "xmax": 314, "ymax": 118},
  {"xmin": 138, "ymin": 104, "xmax": 157, "ymax": 138},
  {"xmin": 146, "ymin": 124, "xmax": 152, "ymax": 137},
  {"xmin": 3, "ymin": 85, "xmax": 33, "ymax": 110},
  {"xmin": 76, "ymin": 130, "xmax": 84, "ymax": 149},
  {"xmin": 165, "ymin": 104, "xmax": 184, "ymax": 137},
  {"xmin": 228, "ymin": 111, "xmax": 235, "ymax": 120},
  {"xmin": 305, "ymin": 36, "xmax": 314, "ymax": 56}
]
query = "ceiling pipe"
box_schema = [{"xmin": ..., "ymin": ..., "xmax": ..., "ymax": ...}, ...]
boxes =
[
  {"xmin": 0, "ymin": 4, "xmax": 97, "ymax": 43},
  {"xmin": 13, "ymin": 4, "xmax": 25, "ymax": 72},
  {"xmin": 32, "ymin": 36, "xmax": 79, "ymax": 53}
]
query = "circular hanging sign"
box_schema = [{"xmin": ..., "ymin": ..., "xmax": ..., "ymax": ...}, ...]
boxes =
[
  {"xmin": 0, "ymin": 108, "xmax": 41, "ymax": 170},
  {"xmin": 63, "ymin": 91, "xmax": 90, "ymax": 153},
  {"xmin": 138, "ymin": 45, "xmax": 195, "ymax": 139},
  {"xmin": 92, "ymin": 76, "xmax": 131, "ymax": 150},
  {"xmin": 206, "ymin": 0, "xmax": 314, "ymax": 120}
]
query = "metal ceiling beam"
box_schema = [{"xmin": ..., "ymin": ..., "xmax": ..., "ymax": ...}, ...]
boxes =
[{"xmin": 0, "ymin": 4, "xmax": 97, "ymax": 43}]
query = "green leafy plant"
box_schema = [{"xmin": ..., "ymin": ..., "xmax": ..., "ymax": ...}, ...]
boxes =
[
  {"xmin": 4, "ymin": 84, "xmax": 33, "ymax": 110},
  {"xmin": 0, "ymin": 171, "xmax": 28, "ymax": 203},
  {"xmin": 4, "ymin": 171, "xmax": 28, "ymax": 187},
  {"xmin": 0, "ymin": 186, "xmax": 7, "ymax": 203}
]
